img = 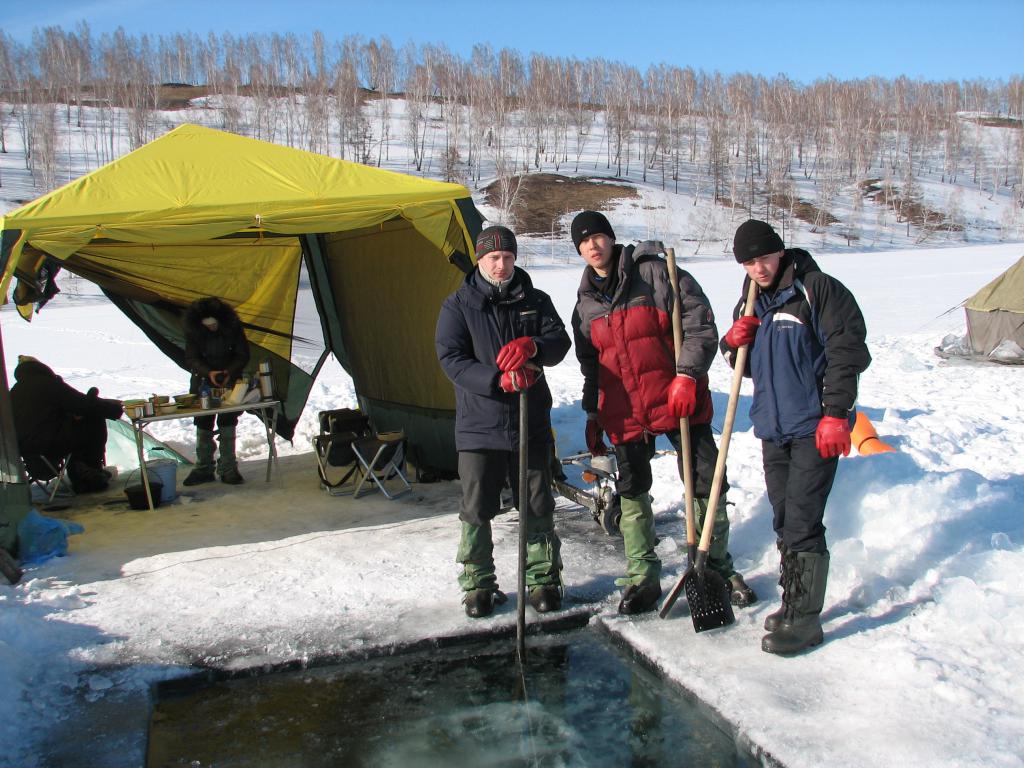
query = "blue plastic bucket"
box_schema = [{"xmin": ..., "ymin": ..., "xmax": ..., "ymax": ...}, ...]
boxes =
[{"xmin": 145, "ymin": 459, "xmax": 178, "ymax": 503}]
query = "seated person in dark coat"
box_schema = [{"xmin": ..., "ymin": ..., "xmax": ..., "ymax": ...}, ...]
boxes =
[{"xmin": 10, "ymin": 355, "xmax": 124, "ymax": 493}]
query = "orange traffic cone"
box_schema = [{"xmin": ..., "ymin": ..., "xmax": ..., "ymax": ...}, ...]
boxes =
[{"xmin": 851, "ymin": 411, "xmax": 895, "ymax": 455}]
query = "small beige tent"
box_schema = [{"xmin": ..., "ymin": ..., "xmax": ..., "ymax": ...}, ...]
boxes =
[{"xmin": 964, "ymin": 255, "xmax": 1024, "ymax": 358}]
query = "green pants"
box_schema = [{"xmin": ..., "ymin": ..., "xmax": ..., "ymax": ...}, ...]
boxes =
[
  {"xmin": 616, "ymin": 494, "xmax": 661, "ymax": 587},
  {"xmin": 694, "ymin": 496, "xmax": 735, "ymax": 579},
  {"xmin": 456, "ymin": 517, "xmax": 562, "ymax": 592}
]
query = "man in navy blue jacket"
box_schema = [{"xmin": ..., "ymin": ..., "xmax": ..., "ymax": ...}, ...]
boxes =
[
  {"xmin": 722, "ymin": 219, "xmax": 870, "ymax": 655},
  {"xmin": 436, "ymin": 226, "xmax": 571, "ymax": 618}
]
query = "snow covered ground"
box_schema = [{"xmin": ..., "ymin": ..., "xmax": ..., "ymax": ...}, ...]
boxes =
[
  {"xmin": 2, "ymin": 87, "xmax": 1023, "ymax": 765},
  {"xmin": 2, "ymin": 241, "xmax": 1022, "ymax": 767}
]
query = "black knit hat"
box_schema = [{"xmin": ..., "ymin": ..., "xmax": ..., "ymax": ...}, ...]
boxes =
[
  {"xmin": 571, "ymin": 210, "xmax": 616, "ymax": 253},
  {"xmin": 475, "ymin": 225, "xmax": 517, "ymax": 259},
  {"xmin": 732, "ymin": 219, "xmax": 785, "ymax": 263}
]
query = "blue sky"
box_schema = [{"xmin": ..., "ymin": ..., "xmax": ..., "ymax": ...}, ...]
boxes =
[{"xmin": 9, "ymin": 0, "xmax": 1023, "ymax": 84}]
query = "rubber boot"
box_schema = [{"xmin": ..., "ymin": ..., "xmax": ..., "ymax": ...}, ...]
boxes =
[
  {"xmin": 694, "ymin": 496, "xmax": 756, "ymax": 606},
  {"xmin": 463, "ymin": 588, "xmax": 507, "ymax": 618},
  {"xmin": 693, "ymin": 496, "xmax": 735, "ymax": 577},
  {"xmin": 525, "ymin": 508, "xmax": 562, "ymax": 586},
  {"xmin": 457, "ymin": 521, "xmax": 499, "ymax": 616},
  {"xmin": 217, "ymin": 426, "xmax": 244, "ymax": 485},
  {"xmin": 616, "ymin": 494, "xmax": 661, "ymax": 614},
  {"xmin": 762, "ymin": 551, "xmax": 829, "ymax": 655},
  {"xmin": 764, "ymin": 540, "xmax": 788, "ymax": 631},
  {"xmin": 183, "ymin": 428, "xmax": 216, "ymax": 486},
  {"xmin": 525, "ymin": 522, "xmax": 563, "ymax": 613}
]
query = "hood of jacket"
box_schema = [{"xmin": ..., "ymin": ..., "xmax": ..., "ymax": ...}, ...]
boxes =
[
  {"xmin": 183, "ymin": 296, "xmax": 243, "ymax": 336},
  {"xmin": 576, "ymin": 241, "xmax": 667, "ymax": 302},
  {"xmin": 13, "ymin": 358, "xmax": 58, "ymax": 383},
  {"xmin": 763, "ymin": 248, "xmax": 821, "ymax": 296}
]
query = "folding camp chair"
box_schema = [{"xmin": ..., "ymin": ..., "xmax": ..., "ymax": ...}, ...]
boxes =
[
  {"xmin": 23, "ymin": 453, "xmax": 75, "ymax": 503},
  {"xmin": 312, "ymin": 409, "xmax": 373, "ymax": 496},
  {"xmin": 351, "ymin": 430, "xmax": 411, "ymax": 500}
]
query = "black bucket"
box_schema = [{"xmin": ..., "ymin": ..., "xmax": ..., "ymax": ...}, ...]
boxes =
[{"xmin": 125, "ymin": 482, "xmax": 163, "ymax": 510}]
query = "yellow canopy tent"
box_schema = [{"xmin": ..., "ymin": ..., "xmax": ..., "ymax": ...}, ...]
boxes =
[{"xmin": 0, "ymin": 123, "xmax": 482, "ymax": 475}]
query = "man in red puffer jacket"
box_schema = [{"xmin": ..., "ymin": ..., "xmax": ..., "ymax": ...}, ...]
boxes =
[{"xmin": 571, "ymin": 211, "xmax": 755, "ymax": 615}]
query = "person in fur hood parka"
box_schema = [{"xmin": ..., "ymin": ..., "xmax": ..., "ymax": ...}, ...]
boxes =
[{"xmin": 182, "ymin": 296, "xmax": 250, "ymax": 485}]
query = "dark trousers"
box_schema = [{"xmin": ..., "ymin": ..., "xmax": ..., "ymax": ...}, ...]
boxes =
[
  {"xmin": 762, "ymin": 436, "xmax": 837, "ymax": 554},
  {"xmin": 458, "ymin": 444, "xmax": 555, "ymax": 527},
  {"xmin": 48, "ymin": 414, "xmax": 108, "ymax": 470},
  {"xmin": 613, "ymin": 423, "xmax": 726, "ymax": 498},
  {"xmin": 27, "ymin": 414, "xmax": 110, "ymax": 486},
  {"xmin": 194, "ymin": 412, "xmax": 240, "ymax": 431}
]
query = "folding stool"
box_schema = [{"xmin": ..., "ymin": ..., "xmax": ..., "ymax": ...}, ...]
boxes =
[
  {"xmin": 351, "ymin": 430, "xmax": 411, "ymax": 500},
  {"xmin": 312, "ymin": 409, "xmax": 372, "ymax": 496},
  {"xmin": 23, "ymin": 453, "xmax": 75, "ymax": 503}
]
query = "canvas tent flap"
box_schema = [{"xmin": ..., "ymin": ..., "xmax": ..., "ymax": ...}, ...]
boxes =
[
  {"xmin": 964, "ymin": 255, "xmax": 1024, "ymax": 314},
  {"xmin": 0, "ymin": 123, "xmax": 481, "ymax": 473},
  {"xmin": 963, "ymin": 255, "xmax": 1024, "ymax": 357}
]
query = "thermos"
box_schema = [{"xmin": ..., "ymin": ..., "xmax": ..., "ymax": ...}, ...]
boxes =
[
  {"xmin": 258, "ymin": 360, "xmax": 273, "ymax": 399},
  {"xmin": 199, "ymin": 379, "xmax": 211, "ymax": 410}
]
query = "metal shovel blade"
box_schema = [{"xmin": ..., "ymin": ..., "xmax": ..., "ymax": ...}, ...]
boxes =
[{"xmin": 683, "ymin": 569, "xmax": 736, "ymax": 633}]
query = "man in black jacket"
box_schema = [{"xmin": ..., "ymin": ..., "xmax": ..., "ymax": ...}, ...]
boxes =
[
  {"xmin": 436, "ymin": 225, "xmax": 571, "ymax": 618},
  {"xmin": 721, "ymin": 219, "xmax": 871, "ymax": 655},
  {"xmin": 183, "ymin": 297, "xmax": 250, "ymax": 485},
  {"xmin": 11, "ymin": 356, "xmax": 123, "ymax": 493}
]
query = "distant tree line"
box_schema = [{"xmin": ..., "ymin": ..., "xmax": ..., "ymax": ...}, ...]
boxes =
[{"xmin": 1, "ymin": 25, "xmax": 1022, "ymax": 237}]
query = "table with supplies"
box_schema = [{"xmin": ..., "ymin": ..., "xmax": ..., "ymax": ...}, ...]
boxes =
[{"xmin": 128, "ymin": 399, "xmax": 281, "ymax": 511}]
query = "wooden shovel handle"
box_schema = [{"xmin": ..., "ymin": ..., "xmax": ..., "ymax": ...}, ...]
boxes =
[
  {"xmin": 696, "ymin": 278, "xmax": 759, "ymax": 557},
  {"xmin": 665, "ymin": 248, "xmax": 696, "ymax": 553}
]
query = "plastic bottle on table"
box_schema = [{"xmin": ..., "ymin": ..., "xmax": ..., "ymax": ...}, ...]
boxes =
[{"xmin": 199, "ymin": 379, "xmax": 211, "ymax": 410}]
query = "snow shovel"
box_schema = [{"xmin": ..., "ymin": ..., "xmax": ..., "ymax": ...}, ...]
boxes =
[
  {"xmin": 667, "ymin": 277, "xmax": 759, "ymax": 631},
  {"xmin": 658, "ymin": 247, "xmax": 698, "ymax": 618}
]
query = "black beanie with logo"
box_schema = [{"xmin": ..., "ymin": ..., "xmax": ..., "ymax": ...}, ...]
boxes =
[
  {"xmin": 571, "ymin": 210, "xmax": 616, "ymax": 253},
  {"xmin": 732, "ymin": 219, "xmax": 785, "ymax": 263},
  {"xmin": 475, "ymin": 225, "xmax": 517, "ymax": 259}
]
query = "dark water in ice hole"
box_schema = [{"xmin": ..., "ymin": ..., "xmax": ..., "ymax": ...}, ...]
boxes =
[{"xmin": 147, "ymin": 631, "xmax": 752, "ymax": 767}]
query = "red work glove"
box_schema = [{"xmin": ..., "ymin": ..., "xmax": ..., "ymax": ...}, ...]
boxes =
[
  {"xmin": 585, "ymin": 416, "xmax": 608, "ymax": 456},
  {"xmin": 815, "ymin": 416, "xmax": 852, "ymax": 459},
  {"xmin": 723, "ymin": 316, "xmax": 761, "ymax": 348},
  {"xmin": 667, "ymin": 374, "xmax": 697, "ymax": 418},
  {"xmin": 499, "ymin": 367, "xmax": 538, "ymax": 393},
  {"xmin": 496, "ymin": 336, "xmax": 537, "ymax": 372}
]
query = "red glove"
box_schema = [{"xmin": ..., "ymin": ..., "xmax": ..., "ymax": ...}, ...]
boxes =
[
  {"xmin": 723, "ymin": 316, "xmax": 761, "ymax": 348},
  {"xmin": 499, "ymin": 367, "xmax": 539, "ymax": 393},
  {"xmin": 667, "ymin": 374, "xmax": 697, "ymax": 418},
  {"xmin": 815, "ymin": 416, "xmax": 852, "ymax": 459},
  {"xmin": 585, "ymin": 417, "xmax": 608, "ymax": 456},
  {"xmin": 496, "ymin": 336, "xmax": 537, "ymax": 372}
]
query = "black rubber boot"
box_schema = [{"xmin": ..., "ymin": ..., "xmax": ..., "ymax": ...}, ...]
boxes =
[
  {"xmin": 617, "ymin": 581, "xmax": 662, "ymax": 615},
  {"xmin": 463, "ymin": 588, "xmax": 507, "ymax": 618},
  {"xmin": 184, "ymin": 429, "xmax": 216, "ymax": 486},
  {"xmin": 183, "ymin": 468, "xmax": 215, "ymax": 486},
  {"xmin": 764, "ymin": 540, "xmax": 788, "ymax": 631},
  {"xmin": 529, "ymin": 585, "xmax": 562, "ymax": 613},
  {"xmin": 762, "ymin": 551, "xmax": 829, "ymax": 655},
  {"xmin": 69, "ymin": 461, "xmax": 109, "ymax": 493},
  {"xmin": 463, "ymin": 589, "xmax": 494, "ymax": 618},
  {"xmin": 217, "ymin": 426, "xmax": 244, "ymax": 484},
  {"xmin": 729, "ymin": 574, "xmax": 758, "ymax": 607}
]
